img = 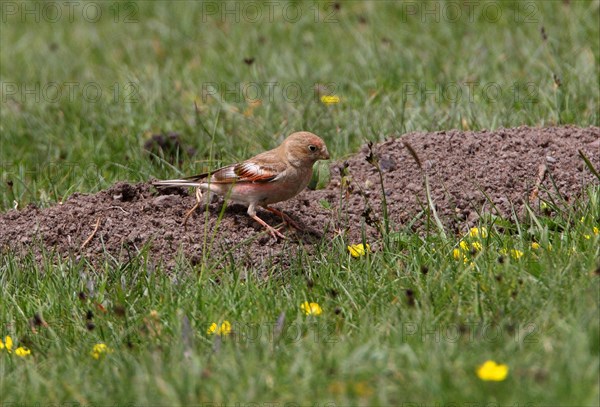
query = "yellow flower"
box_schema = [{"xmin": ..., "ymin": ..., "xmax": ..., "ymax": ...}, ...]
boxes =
[
  {"xmin": 584, "ymin": 225, "xmax": 600, "ymax": 239},
  {"xmin": 476, "ymin": 360, "xmax": 509, "ymax": 381},
  {"xmin": 460, "ymin": 240, "xmax": 469, "ymax": 251},
  {"xmin": 207, "ymin": 323, "xmax": 218, "ymax": 335},
  {"xmin": 469, "ymin": 227, "xmax": 488, "ymax": 238},
  {"xmin": 301, "ymin": 302, "xmax": 322, "ymax": 316},
  {"xmin": 348, "ymin": 243, "xmax": 370, "ymax": 258},
  {"xmin": 0, "ymin": 336, "xmax": 13, "ymax": 353},
  {"xmin": 15, "ymin": 347, "xmax": 31, "ymax": 357},
  {"xmin": 531, "ymin": 242, "xmax": 540, "ymax": 250},
  {"xmin": 510, "ymin": 249, "xmax": 524, "ymax": 260},
  {"xmin": 207, "ymin": 321, "xmax": 232, "ymax": 336},
  {"xmin": 352, "ymin": 381, "xmax": 374, "ymax": 397},
  {"xmin": 321, "ymin": 95, "xmax": 340, "ymax": 105},
  {"xmin": 471, "ymin": 242, "xmax": 483, "ymax": 252},
  {"xmin": 219, "ymin": 321, "xmax": 232, "ymax": 336},
  {"xmin": 90, "ymin": 343, "xmax": 112, "ymax": 360},
  {"xmin": 453, "ymin": 248, "xmax": 468, "ymax": 264},
  {"xmin": 453, "ymin": 248, "xmax": 462, "ymax": 260}
]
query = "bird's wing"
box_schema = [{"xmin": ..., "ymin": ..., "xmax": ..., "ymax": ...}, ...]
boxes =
[
  {"xmin": 212, "ymin": 159, "xmax": 287, "ymax": 184},
  {"xmin": 153, "ymin": 150, "xmax": 287, "ymax": 187}
]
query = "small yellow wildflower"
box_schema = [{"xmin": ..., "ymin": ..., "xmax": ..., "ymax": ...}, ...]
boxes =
[
  {"xmin": 531, "ymin": 242, "xmax": 540, "ymax": 250},
  {"xmin": 348, "ymin": 243, "xmax": 370, "ymax": 258},
  {"xmin": 300, "ymin": 302, "xmax": 323, "ymax": 316},
  {"xmin": 321, "ymin": 95, "xmax": 340, "ymax": 105},
  {"xmin": 90, "ymin": 343, "xmax": 112, "ymax": 360},
  {"xmin": 510, "ymin": 249, "xmax": 524, "ymax": 260},
  {"xmin": 471, "ymin": 242, "xmax": 483, "ymax": 252},
  {"xmin": 15, "ymin": 347, "xmax": 31, "ymax": 357},
  {"xmin": 0, "ymin": 336, "xmax": 13, "ymax": 353},
  {"xmin": 328, "ymin": 381, "xmax": 345, "ymax": 395},
  {"xmin": 219, "ymin": 321, "xmax": 232, "ymax": 336},
  {"xmin": 469, "ymin": 227, "xmax": 488, "ymax": 238},
  {"xmin": 476, "ymin": 360, "xmax": 509, "ymax": 381},
  {"xmin": 352, "ymin": 381, "xmax": 374, "ymax": 397},
  {"xmin": 207, "ymin": 321, "xmax": 232, "ymax": 336},
  {"xmin": 453, "ymin": 248, "xmax": 462, "ymax": 260},
  {"xmin": 452, "ymin": 248, "xmax": 468, "ymax": 264},
  {"xmin": 584, "ymin": 226, "xmax": 600, "ymax": 239},
  {"xmin": 460, "ymin": 240, "xmax": 469, "ymax": 251}
]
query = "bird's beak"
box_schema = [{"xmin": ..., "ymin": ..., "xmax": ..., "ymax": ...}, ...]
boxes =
[{"xmin": 322, "ymin": 148, "xmax": 330, "ymax": 160}]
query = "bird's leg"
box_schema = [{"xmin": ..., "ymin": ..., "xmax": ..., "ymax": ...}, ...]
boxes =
[
  {"xmin": 264, "ymin": 206, "xmax": 304, "ymax": 232},
  {"xmin": 182, "ymin": 187, "xmax": 203, "ymax": 230},
  {"xmin": 248, "ymin": 204, "xmax": 286, "ymax": 239}
]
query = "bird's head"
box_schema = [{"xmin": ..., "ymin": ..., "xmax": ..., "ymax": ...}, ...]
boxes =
[{"xmin": 283, "ymin": 131, "xmax": 330, "ymax": 167}]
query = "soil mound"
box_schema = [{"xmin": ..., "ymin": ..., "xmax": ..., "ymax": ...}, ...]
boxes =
[{"xmin": 1, "ymin": 126, "xmax": 598, "ymax": 270}]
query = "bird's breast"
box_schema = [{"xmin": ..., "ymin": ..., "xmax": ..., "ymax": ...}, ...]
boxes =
[{"xmin": 201, "ymin": 167, "xmax": 312, "ymax": 206}]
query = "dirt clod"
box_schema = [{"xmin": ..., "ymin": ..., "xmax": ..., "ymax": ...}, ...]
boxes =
[
  {"xmin": 1, "ymin": 126, "xmax": 598, "ymax": 271},
  {"xmin": 143, "ymin": 132, "xmax": 196, "ymax": 165}
]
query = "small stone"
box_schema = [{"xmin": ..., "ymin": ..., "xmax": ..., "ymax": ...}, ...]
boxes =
[
  {"xmin": 151, "ymin": 195, "xmax": 177, "ymax": 207},
  {"xmin": 379, "ymin": 156, "xmax": 397, "ymax": 172}
]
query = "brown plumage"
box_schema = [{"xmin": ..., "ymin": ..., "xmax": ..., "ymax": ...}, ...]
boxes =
[{"xmin": 153, "ymin": 131, "xmax": 330, "ymax": 239}]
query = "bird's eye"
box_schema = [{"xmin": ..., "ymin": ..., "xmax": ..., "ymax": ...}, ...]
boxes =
[{"xmin": 308, "ymin": 145, "xmax": 317, "ymax": 152}]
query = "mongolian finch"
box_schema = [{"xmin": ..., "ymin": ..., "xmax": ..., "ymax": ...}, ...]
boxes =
[{"xmin": 153, "ymin": 131, "xmax": 330, "ymax": 239}]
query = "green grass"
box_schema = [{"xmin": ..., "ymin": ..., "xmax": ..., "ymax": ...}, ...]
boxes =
[
  {"xmin": 1, "ymin": 188, "xmax": 599, "ymax": 404},
  {"xmin": 1, "ymin": 1, "xmax": 599, "ymax": 405}
]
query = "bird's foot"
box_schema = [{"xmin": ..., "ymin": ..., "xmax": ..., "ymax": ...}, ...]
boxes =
[
  {"xmin": 250, "ymin": 213, "xmax": 286, "ymax": 240},
  {"xmin": 182, "ymin": 202, "xmax": 199, "ymax": 230},
  {"xmin": 266, "ymin": 225, "xmax": 287, "ymax": 240},
  {"xmin": 182, "ymin": 187, "xmax": 203, "ymax": 230},
  {"xmin": 264, "ymin": 206, "xmax": 304, "ymax": 232}
]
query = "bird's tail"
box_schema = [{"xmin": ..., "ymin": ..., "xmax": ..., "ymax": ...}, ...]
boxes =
[{"xmin": 152, "ymin": 173, "xmax": 209, "ymax": 188}]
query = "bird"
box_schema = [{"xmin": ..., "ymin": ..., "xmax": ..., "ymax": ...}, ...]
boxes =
[{"xmin": 153, "ymin": 131, "xmax": 330, "ymax": 239}]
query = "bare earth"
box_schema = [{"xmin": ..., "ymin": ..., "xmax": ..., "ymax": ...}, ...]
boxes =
[{"xmin": 1, "ymin": 126, "xmax": 598, "ymax": 270}]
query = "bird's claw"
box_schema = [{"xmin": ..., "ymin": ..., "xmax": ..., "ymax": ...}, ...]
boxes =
[
  {"xmin": 282, "ymin": 217, "xmax": 304, "ymax": 232},
  {"xmin": 264, "ymin": 206, "xmax": 304, "ymax": 233},
  {"xmin": 268, "ymin": 226, "xmax": 287, "ymax": 240}
]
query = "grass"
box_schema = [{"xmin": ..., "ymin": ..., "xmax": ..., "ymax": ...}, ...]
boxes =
[{"xmin": 1, "ymin": 1, "xmax": 599, "ymax": 405}]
